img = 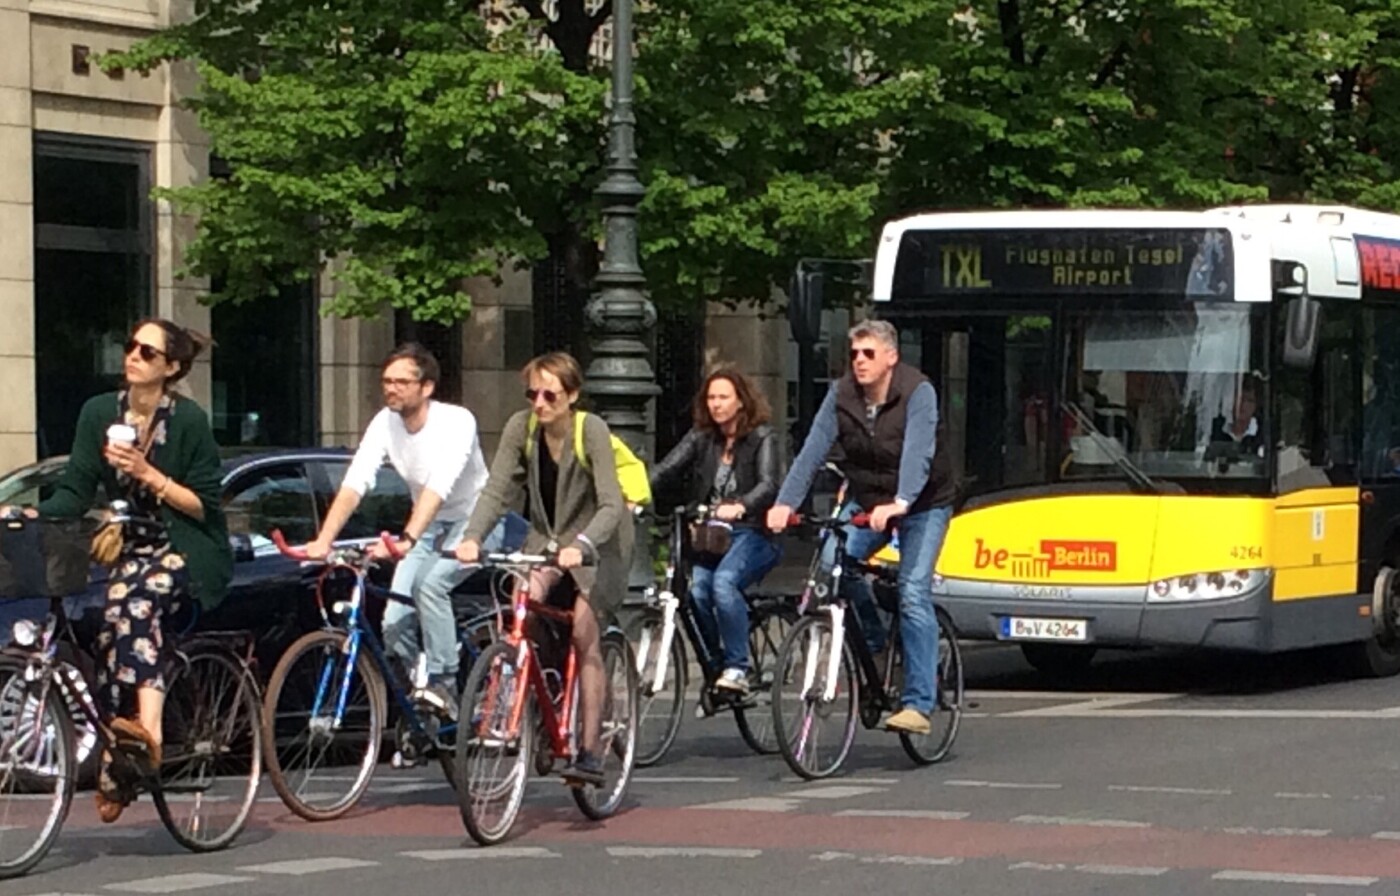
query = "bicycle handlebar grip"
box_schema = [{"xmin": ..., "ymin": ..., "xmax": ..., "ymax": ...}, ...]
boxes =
[
  {"xmin": 380, "ymin": 531, "xmax": 404, "ymax": 560},
  {"xmin": 271, "ymin": 529, "xmax": 309, "ymax": 560},
  {"xmin": 785, "ymin": 513, "xmax": 804, "ymax": 528},
  {"xmin": 850, "ymin": 512, "xmax": 872, "ymax": 529}
]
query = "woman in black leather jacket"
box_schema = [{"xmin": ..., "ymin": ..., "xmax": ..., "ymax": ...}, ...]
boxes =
[{"xmin": 649, "ymin": 368, "xmax": 782, "ymax": 695}]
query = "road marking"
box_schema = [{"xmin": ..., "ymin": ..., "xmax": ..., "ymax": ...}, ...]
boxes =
[
  {"xmin": 783, "ymin": 785, "xmax": 887, "ymax": 800},
  {"xmin": 634, "ymin": 776, "xmax": 740, "ymax": 784},
  {"xmin": 1212, "ymin": 870, "xmax": 1378, "ymax": 886},
  {"xmin": 238, "ymin": 858, "xmax": 378, "ymax": 875},
  {"xmin": 782, "ymin": 776, "xmax": 899, "ymax": 785},
  {"xmin": 1001, "ymin": 694, "xmax": 1178, "ymax": 717},
  {"xmin": 946, "ymin": 779, "xmax": 1062, "ymax": 790},
  {"xmin": 1220, "ymin": 826, "xmax": 1331, "ymax": 838},
  {"xmin": 373, "ymin": 782, "xmax": 443, "ymax": 795},
  {"xmin": 690, "ymin": 797, "xmax": 803, "ymax": 812},
  {"xmin": 1275, "ymin": 791, "xmax": 1332, "ymax": 799},
  {"xmin": 1019, "ymin": 707, "xmax": 1400, "ymax": 719},
  {"xmin": 105, "ymin": 874, "xmax": 254, "ymax": 893},
  {"xmin": 1009, "ymin": 862, "xmax": 1069, "ymax": 872},
  {"xmin": 835, "ymin": 809, "xmax": 971, "ymax": 820},
  {"xmin": 1373, "ymin": 831, "xmax": 1400, "ymax": 840},
  {"xmin": 1076, "ymin": 864, "xmax": 1169, "ymax": 877},
  {"xmin": 607, "ymin": 847, "xmax": 762, "ymax": 859},
  {"xmin": 1013, "ymin": 814, "xmax": 1150, "ymax": 829},
  {"xmin": 398, "ymin": 847, "xmax": 559, "ymax": 860},
  {"xmin": 811, "ymin": 850, "xmax": 960, "ymax": 866},
  {"xmin": 1108, "ymin": 784, "xmax": 1232, "ymax": 796},
  {"xmin": 967, "ymin": 690, "xmax": 1180, "ymax": 701}
]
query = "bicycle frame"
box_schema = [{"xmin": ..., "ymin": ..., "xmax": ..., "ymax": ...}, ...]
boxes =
[
  {"xmin": 638, "ymin": 510, "xmax": 726, "ymax": 693},
  {"xmin": 500, "ymin": 578, "xmax": 579, "ymax": 759}
]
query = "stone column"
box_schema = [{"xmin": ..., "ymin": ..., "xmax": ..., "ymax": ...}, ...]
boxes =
[{"xmin": 0, "ymin": 0, "xmax": 36, "ymax": 471}]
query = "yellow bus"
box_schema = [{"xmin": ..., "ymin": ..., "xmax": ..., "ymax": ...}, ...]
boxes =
[{"xmin": 870, "ymin": 205, "xmax": 1400, "ymax": 676}]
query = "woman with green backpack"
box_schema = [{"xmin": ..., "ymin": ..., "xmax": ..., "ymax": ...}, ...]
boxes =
[{"xmin": 456, "ymin": 351, "xmax": 630, "ymax": 786}]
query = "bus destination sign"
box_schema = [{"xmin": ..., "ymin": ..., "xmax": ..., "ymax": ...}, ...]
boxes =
[
  {"xmin": 892, "ymin": 228, "xmax": 1234, "ymax": 300},
  {"xmin": 1357, "ymin": 234, "xmax": 1400, "ymax": 294}
]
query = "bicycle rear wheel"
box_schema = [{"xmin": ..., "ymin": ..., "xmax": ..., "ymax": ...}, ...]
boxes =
[
  {"xmin": 630, "ymin": 610, "xmax": 685, "ymax": 767},
  {"xmin": 154, "ymin": 647, "xmax": 262, "ymax": 852},
  {"xmin": 771, "ymin": 615, "xmax": 858, "ymax": 780},
  {"xmin": 572, "ymin": 631, "xmax": 637, "ymax": 820},
  {"xmin": 899, "ymin": 608, "xmax": 964, "ymax": 766},
  {"xmin": 262, "ymin": 629, "xmax": 386, "ymax": 821},
  {"xmin": 734, "ymin": 602, "xmax": 797, "ymax": 755},
  {"xmin": 0, "ymin": 656, "xmax": 75, "ymax": 880},
  {"xmin": 455, "ymin": 641, "xmax": 532, "ymax": 846}
]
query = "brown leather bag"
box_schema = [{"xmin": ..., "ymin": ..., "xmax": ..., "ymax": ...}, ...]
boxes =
[{"xmin": 689, "ymin": 519, "xmax": 733, "ymax": 569}]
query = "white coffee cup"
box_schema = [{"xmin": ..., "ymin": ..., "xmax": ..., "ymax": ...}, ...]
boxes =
[{"xmin": 106, "ymin": 423, "xmax": 137, "ymax": 448}]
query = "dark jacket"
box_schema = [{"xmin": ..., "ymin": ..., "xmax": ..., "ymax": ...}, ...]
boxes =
[
  {"xmin": 834, "ymin": 364, "xmax": 956, "ymax": 513},
  {"xmin": 650, "ymin": 424, "xmax": 782, "ymax": 522},
  {"xmin": 40, "ymin": 392, "xmax": 232, "ymax": 608}
]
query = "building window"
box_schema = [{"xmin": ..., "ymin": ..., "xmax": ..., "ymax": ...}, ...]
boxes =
[
  {"xmin": 210, "ymin": 280, "xmax": 317, "ymax": 447},
  {"xmin": 33, "ymin": 135, "xmax": 152, "ymax": 458}
]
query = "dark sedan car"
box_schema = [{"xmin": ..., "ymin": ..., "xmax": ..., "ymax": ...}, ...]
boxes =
[{"xmin": 0, "ymin": 448, "xmax": 518, "ymax": 679}]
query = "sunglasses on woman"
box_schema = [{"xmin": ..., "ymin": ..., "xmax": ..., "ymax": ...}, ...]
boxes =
[
  {"xmin": 850, "ymin": 347, "xmax": 878, "ymax": 361},
  {"xmin": 125, "ymin": 339, "xmax": 166, "ymax": 363},
  {"xmin": 525, "ymin": 388, "xmax": 561, "ymax": 404}
]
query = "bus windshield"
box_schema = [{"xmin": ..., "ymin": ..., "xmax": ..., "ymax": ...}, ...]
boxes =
[{"xmin": 1060, "ymin": 303, "xmax": 1266, "ymax": 481}]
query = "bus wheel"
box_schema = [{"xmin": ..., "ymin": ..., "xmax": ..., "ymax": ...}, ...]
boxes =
[
  {"xmin": 1348, "ymin": 567, "xmax": 1400, "ymax": 678},
  {"xmin": 1020, "ymin": 643, "xmax": 1097, "ymax": 677}
]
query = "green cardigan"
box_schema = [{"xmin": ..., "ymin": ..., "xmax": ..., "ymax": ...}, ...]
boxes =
[{"xmin": 40, "ymin": 392, "xmax": 232, "ymax": 609}]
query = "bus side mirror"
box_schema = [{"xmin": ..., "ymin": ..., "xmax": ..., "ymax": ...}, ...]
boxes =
[
  {"xmin": 787, "ymin": 268, "xmax": 824, "ymax": 345},
  {"xmin": 1282, "ymin": 295, "xmax": 1320, "ymax": 369}
]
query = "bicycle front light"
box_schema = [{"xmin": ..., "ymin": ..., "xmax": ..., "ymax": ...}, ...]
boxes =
[{"xmin": 11, "ymin": 619, "xmax": 40, "ymax": 647}]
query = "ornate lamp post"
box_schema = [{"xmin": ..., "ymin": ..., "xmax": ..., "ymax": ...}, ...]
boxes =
[{"xmin": 586, "ymin": 0, "xmax": 658, "ymax": 589}]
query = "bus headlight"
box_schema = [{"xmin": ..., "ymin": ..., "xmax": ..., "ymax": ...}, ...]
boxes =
[
  {"xmin": 11, "ymin": 619, "xmax": 40, "ymax": 647},
  {"xmin": 1149, "ymin": 569, "xmax": 1268, "ymax": 602}
]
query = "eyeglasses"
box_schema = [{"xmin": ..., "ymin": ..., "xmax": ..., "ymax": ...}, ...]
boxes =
[
  {"xmin": 850, "ymin": 347, "xmax": 878, "ymax": 362},
  {"xmin": 381, "ymin": 376, "xmax": 420, "ymax": 389},
  {"xmin": 525, "ymin": 388, "xmax": 561, "ymax": 405},
  {"xmin": 125, "ymin": 339, "xmax": 166, "ymax": 363}
]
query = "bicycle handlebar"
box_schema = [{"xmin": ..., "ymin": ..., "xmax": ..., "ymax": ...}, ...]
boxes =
[
  {"xmin": 271, "ymin": 529, "xmax": 400, "ymax": 563},
  {"xmin": 785, "ymin": 511, "xmax": 873, "ymax": 530}
]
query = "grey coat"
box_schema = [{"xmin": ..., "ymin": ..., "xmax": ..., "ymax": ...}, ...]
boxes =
[{"xmin": 464, "ymin": 409, "xmax": 632, "ymax": 618}]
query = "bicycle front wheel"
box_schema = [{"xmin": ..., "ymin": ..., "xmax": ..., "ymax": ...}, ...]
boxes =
[
  {"xmin": 734, "ymin": 602, "xmax": 797, "ymax": 755},
  {"xmin": 154, "ymin": 647, "xmax": 262, "ymax": 852},
  {"xmin": 455, "ymin": 641, "xmax": 532, "ymax": 846},
  {"xmin": 630, "ymin": 610, "xmax": 685, "ymax": 767},
  {"xmin": 771, "ymin": 615, "xmax": 858, "ymax": 780},
  {"xmin": 572, "ymin": 631, "xmax": 638, "ymax": 820},
  {"xmin": 899, "ymin": 607, "xmax": 964, "ymax": 766},
  {"xmin": 0, "ymin": 656, "xmax": 75, "ymax": 880},
  {"xmin": 262, "ymin": 629, "xmax": 386, "ymax": 821}
]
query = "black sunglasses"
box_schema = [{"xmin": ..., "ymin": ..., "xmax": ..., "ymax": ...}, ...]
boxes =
[
  {"xmin": 850, "ymin": 347, "xmax": 878, "ymax": 361},
  {"xmin": 525, "ymin": 388, "xmax": 561, "ymax": 405},
  {"xmin": 125, "ymin": 339, "xmax": 166, "ymax": 363}
]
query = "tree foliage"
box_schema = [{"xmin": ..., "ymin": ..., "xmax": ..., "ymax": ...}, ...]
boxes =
[{"xmin": 115, "ymin": 0, "xmax": 1400, "ymax": 321}]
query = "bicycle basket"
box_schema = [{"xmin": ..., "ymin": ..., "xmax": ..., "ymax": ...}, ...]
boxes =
[{"xmin": 0, "ymin": 517, "xmax": 93, "ymax": 599}]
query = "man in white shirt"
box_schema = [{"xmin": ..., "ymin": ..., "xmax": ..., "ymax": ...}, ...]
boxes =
[{"xmin": 306, "ymin": 343, "xmax": 497, "ymax": 716}]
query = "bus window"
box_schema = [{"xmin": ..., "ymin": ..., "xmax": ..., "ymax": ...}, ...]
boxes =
[
  {"xmin": 1275, "ymin": 305, "xmax": 1360, "ymax": 491},
  {"xmin": 1363, "ymin": 307, "xmax": 1400, "ymax": 481}
]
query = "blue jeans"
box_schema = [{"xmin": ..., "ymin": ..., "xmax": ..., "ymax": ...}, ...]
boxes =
[
  {"xmin": 690, "ymin": 527, "xmax": 782, "ymax": 673},
  {"xmin": 384, "ymin": 515, "xmax": 512, "ymax": 678},
  {"xmin": 818, "ymin": 502, "xmax": 952, "ymax": 715}
]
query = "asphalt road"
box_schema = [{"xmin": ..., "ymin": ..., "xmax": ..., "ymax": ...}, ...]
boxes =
[{"xmin": 14, "ymin": 641, "xmax": 1400, "ymax": 895}]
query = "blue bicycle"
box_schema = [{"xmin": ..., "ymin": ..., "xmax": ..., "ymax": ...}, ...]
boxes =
[{"xmin": 259, "ymin": 531, "xmax": 502, "ymax": 821}]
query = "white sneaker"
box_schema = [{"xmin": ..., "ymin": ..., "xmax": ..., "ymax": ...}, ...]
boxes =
[{"xmin": 715, "ymin": 667, "xmax": 750, "ymax": 695}]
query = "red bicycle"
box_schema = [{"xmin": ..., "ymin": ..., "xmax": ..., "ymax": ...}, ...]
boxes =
[{"xmin": 454, "ymin": 550, "xmax": 638, "ymax": 846}]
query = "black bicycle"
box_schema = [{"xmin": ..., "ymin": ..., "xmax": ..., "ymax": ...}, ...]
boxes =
[
  {"xmin": 630, "ymin": 505, "xmax": 798, "ymax": 766},
  {"xmin": 0, "ymin": 504, "xmax": 263, "ymax": 879},
  {"xmin": 771, "ymin": 508, "xmax": 964, "ymax": 780}
]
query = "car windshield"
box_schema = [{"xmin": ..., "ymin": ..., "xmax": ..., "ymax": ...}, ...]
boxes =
[{"xmin": 1061, "ymin": 303, "xmax": 1267, "ymax": 481}]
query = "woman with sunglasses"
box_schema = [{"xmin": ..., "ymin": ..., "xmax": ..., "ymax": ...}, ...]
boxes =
[
  {"xmin": 37, "ymin": 318, "xmax": 231, "ymax": 822},
  {"xmin": 648, "ymin": 368, "xmax": 782, "ymax": 695},
  {"xmin": 456, "ymin": 352, "xmax": 630, "ymax": 786}
]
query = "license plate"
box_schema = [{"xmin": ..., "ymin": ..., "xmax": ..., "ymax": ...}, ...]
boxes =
[{"xmin": 1000, "ymin": 616, "xmax": 1088, "ymax": 642}]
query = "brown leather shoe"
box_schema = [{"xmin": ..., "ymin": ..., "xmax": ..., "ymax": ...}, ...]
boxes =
[
  {"xmin": 95, "ymin": 790, "xmax": 125, "ymax": 824},
  {"xmin": 110, "ymin": 718, "xmax": 162, "ymax": 771}
]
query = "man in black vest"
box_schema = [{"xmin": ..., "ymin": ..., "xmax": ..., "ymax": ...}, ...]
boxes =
[{"xmin": 767, "ymin": 319, "xmax": 954, "ymax": 734}]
